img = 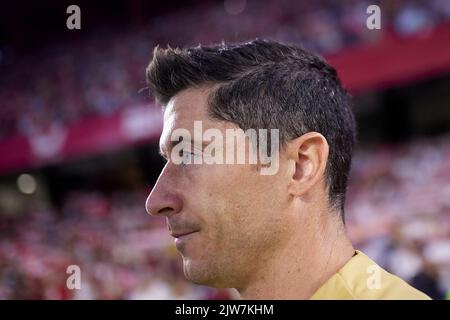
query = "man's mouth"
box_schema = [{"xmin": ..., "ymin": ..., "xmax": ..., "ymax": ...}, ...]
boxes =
[
  {"xmin": 172, "ymin": 230, "xmax": 199, "ymax": 250},
  {"xmin": 170, "ymin": 230, "xmax": 199, "ymax": 239}
]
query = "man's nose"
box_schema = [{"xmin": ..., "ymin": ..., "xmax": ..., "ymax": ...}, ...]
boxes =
[{"xmin": 145, "ymin": 177, "xmax": 183, "ymax": 217}]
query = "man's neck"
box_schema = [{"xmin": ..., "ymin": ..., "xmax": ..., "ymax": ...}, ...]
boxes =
[{"xmin": 238, "ymin": 214, "xmax": 355, "ymax": 299}]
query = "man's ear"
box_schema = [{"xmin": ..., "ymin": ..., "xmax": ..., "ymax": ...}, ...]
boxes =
[{"xmin": 286, "ymin": 132, "xmax": 329, "ymax": 197}]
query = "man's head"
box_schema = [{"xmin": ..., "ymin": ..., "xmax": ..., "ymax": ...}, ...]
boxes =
[{"xmin": 145, "ymin": 39, "xmax": 356, "ymax": 290}]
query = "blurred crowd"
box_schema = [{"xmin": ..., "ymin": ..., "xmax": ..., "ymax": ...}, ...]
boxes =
[
  {"xmin": 0, "ymin": 134, "xmax": 449, "ymax": 299},
  {"xmin": 346, "ymin": 133, "xmax": 450, "ymax": 299},
  {"xmin": 1, "ymin": 0, "xmax": 450, "ymax": 300},
  {"xmin": 1, "ymin": 0, "xmax": 450, "ymax": 139}
]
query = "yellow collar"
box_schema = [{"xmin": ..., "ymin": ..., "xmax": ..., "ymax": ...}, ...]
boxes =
[{"xmin": 310, "ymin": 250, "xmax": 430, "ymax": 300}]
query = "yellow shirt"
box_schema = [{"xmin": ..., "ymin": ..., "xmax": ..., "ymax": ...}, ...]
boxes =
[{"xmin": 310, "ymin": 250, "xmax": 431, "ymax": 300}]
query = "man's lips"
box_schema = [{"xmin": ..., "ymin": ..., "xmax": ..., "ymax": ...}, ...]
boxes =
[{"xmin": 170, "ymin": 230, "xmax": 199, "ymax": 238}]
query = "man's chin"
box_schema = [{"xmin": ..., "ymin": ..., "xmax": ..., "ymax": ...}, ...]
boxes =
[
  {"xmin": 182, "ymin": 258, "xmax": 214, "ymax": 286},
  {"xmin": 182, "ymin": 258, "xmax": 234, "ymax": 288}
]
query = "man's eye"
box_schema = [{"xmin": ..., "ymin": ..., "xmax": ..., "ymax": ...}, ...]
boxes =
[{"xmin": 179, "ymin": 150, "xmax": 196, "ymax": 164}]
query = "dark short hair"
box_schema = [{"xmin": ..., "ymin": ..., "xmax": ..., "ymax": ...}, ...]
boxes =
[{"xmin": 146, "ymin": 39, "xmax": 356, "ymax": 215}]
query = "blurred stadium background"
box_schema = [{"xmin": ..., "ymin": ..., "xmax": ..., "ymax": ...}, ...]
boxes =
[{"xmin": 1, "ymin": 0, "xmax": 450, "ymax": 299}]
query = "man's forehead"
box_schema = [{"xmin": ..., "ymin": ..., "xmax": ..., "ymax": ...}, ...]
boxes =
[
  {"xmin": 163, "ymin": 87, "xmax": 210, "ymax": 126},
  {"xmin": 159, "ymin": 87, "xmax": 223, "ymax": 152}
]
